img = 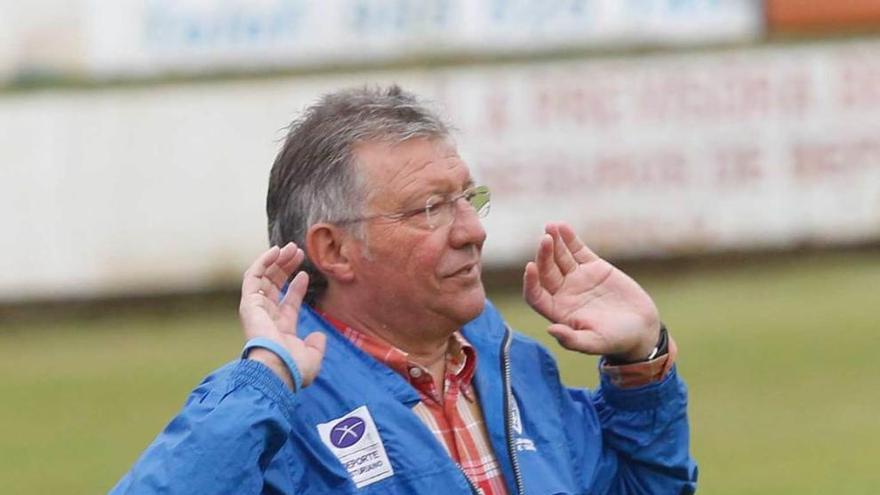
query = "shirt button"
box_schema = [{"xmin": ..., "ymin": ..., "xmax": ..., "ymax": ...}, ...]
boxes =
[{"xmin": 409, "ymin": 367, "xmax": 422, "ymax": 378}]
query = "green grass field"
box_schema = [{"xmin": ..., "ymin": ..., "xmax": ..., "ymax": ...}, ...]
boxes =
[{"xmin": 1, "ymin": 252, "xmax": 878, "ymax": 494}]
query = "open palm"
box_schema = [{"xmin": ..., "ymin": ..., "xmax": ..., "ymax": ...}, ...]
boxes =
[
  {"xmin": 239, "ymin": 243, "xmax": 325, "ymax": 388},
  {"xmin": 523, "ymin": 223, "xmax": 660, "ymax": 360}
]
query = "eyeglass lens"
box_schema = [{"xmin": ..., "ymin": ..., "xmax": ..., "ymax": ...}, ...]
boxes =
[{"xmin": 425, "ymin": 187, "xmax": 490, "ymax": 228}]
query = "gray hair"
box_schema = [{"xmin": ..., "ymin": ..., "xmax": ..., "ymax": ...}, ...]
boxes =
[{"xmin": 266, "ymin": 85, "xmax": 451, "ymax": 303}]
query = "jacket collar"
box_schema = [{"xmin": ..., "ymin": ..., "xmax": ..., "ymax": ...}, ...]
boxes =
[{"xmin": 296, "ymin": 301, "xmax": 508, "ymax": 407}]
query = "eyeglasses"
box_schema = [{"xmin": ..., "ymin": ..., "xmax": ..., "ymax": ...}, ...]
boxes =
[{"xmin": 335, "ymin": 185, "xmax": 490, "ymax": 230}]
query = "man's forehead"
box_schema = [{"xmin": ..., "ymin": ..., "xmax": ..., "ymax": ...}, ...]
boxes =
[{"xmin": 354, "ymin": 138, "xmax": 471, "ymax": 189}]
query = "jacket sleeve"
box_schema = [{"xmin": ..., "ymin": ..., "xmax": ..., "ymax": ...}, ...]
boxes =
[
  {"xmin": 562, "ymin": 364, "xmax": 698, "ymax": 494},
  {"xmin": 109, "ymin": 359, "xmax": 299, "ymax": 495}
]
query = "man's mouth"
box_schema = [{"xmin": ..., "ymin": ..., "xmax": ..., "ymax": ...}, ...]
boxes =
[{"xmin": 447, "ymin": 262, "xmax": 479, "ymax": 278}]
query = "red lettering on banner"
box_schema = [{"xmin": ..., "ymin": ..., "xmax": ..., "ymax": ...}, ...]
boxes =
[
  {"xmin": 529, "ymin": 71, "xmax": 622, "ymax": 128},
  {"xmin": 636, "ymin": 62, "xmax": 812, "ymax": 123},
  {"xmin": 713, "ymin": 146, "xmax": 763, "ymax": 187},
  {"xmin": 468, "ymin": 57, "xmax": 828, "ymax": 135},
  {"xmin": 792, "ymin": 138, "xmax": 880, "ymax": 181},
  {"xmin": 481, "ymin": 149, "xmax": 690, "ymax": 196},
  {"xmin": 593, "ymin": 150, "xmax": 687, "ymax": 189}
]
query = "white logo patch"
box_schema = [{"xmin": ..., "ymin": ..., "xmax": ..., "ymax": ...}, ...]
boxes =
[
  {"xmin": 317, "ymin": 406, "xmax": 394, "ymax": 488},
  {"xmin": 509, "ymin": 395, "xmax": 537, "ymax": 452},
  {"xmin": 509, "ymin": 396, "xmax": 522, "ymax": 435}
]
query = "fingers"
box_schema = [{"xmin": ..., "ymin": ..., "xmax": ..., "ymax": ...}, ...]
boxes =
[
  {"xmin": 259, "ymin": 244, "xmax": 305, "ymax": 301},
  {"xmin": 547, "ymin": 324, "xmax": 608, "ymax": 355},
  {"xmin": 522, "ymin": 261, "xmax": 551, "ymax": 317},
  {"xmin": 243, "ymin": 243, "xmax": 306, "ymax": 302},
  {"xmin": 547, "ymin": 223, "xmax": 578, "ymax": 274},
  {"xmin": 534, "ymin": 222, "xmax": 585, "ymax": 294},
  {"xmin": 557, "ymin": 223, "xmax": 598, "ymax": 263},
  {"xmin": 277, "ymin": 271, "xmax": 309, "ymax": 333},
  {"xmin": 535, "ymin": 234, "xmax": 564, "ymax": 293},
  {"xmin": 242, "ymin": 245, "xmax": 282, "ymax": 298},
  {"xmin": 522, "ymin": 261, "xmax": 541, "ymax": 303},
  {"xmin": 264, "ymin": 243, "xmax": 305, "ymax": 290}
]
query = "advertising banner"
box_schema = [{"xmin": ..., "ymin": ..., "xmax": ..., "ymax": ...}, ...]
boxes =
[
  {"xmin": 3, "ymin": 40, "xmax": 880, "ymax": 300},
  {"xmin": 1, "ymin": 0, "xmax": 764, "ymax": 81}
]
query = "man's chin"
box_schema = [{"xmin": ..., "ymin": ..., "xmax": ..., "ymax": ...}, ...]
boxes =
[{"xmin": 451, "ymin": 286, "xmax": 487, "ymax": 324}]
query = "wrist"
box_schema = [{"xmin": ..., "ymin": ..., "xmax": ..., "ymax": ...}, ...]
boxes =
[
  {"xmin": 246, "ymin": 348, "xmax": 295, "ymax": 389},
  {"xmin": 607, "ymin": 323, "xmax": 667, "ymax": 365},
  {"xmin": 241, "ymin": 337, "xmax": 303, "ymax": 392}
]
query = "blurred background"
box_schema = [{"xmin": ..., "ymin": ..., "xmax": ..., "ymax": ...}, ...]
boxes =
[{"xmin": 1, "ymin": 1, "xmax": 879, "ymax": 493}]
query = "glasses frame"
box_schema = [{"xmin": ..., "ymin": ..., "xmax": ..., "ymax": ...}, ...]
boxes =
[{"xmin": 334, "ymin": 185, "xmax": 490, "ymax": 230}]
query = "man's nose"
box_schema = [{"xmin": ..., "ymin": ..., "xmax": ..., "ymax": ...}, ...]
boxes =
[{"xmin": 448, "ymin": 199, "xmax": 487, "ymax": 248}]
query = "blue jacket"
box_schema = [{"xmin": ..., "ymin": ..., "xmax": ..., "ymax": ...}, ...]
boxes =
[{"xmin": 112, "ymin": 302, "xmax": 697, "ymax": 494}]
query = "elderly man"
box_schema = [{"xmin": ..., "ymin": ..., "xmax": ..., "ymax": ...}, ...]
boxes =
[{"xmin": 112, "ymin": 86, "xmax": 697, "ymax": 494}]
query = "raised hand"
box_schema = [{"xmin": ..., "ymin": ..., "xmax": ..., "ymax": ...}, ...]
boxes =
[
  {"xmin": 239, "ymin": 243, "xmax": 326, "ymax": 390},
  {"xmin": 523, "ymin": 223, "xmax": 660, "ymax": 361}
]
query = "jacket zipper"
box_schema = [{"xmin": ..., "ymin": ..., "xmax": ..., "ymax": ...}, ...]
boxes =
[
  {"xmin": 501, "ymin": 326, "xmax": 525, "ymax": 495},
  {"xmin": 460, "ymin": 470, "xmax": 481, "ymax": 494}
]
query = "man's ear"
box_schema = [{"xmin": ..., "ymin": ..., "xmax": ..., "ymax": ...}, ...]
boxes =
[{"xmin": 306, "ymin": 223, "xmax": 356, "ymax": 284}]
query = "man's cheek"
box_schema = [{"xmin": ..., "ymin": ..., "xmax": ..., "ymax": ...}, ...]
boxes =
[{"xmin": 414, "ymin": 250, "xmax": 446, "ymax": 281}]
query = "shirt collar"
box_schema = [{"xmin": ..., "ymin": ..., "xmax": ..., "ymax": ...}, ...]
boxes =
[{"xmin": 318, "ymin": 310, "xmax": 478, "ymax": 395}]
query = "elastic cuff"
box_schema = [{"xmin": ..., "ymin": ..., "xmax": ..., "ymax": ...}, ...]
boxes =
[
  {"xmin": 230, "ymin": 359, "xmax": 298, "ymax": 423},
  {"xmin": 599, "ymin": 365, "xmax": 683, "ymax": 411},
  {"xmin": 242, "ymin": 337, "xmax": 303, "ymax": 392},
  {"xmin": 600, "ymin": 353, "xmax": 670, "ymax": 388}
]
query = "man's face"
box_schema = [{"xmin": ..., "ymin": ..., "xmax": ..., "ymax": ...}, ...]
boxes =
[{"xmin": 349, "ymin": 138, "xmax": 487, "ymax": 331}]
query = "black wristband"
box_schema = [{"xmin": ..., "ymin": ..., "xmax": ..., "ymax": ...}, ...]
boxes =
[{"xmin": 606, "ymin": 323, "xmax": 668, "ymax": 365}]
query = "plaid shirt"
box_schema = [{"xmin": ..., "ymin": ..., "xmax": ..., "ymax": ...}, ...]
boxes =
[{"xmin": 320, "ymin": 312, "xmax": 677, "ymax": 494}]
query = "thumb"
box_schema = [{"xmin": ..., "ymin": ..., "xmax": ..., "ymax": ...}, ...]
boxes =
[
  {"xmin": 300, "ymin": 332, "xmax": 327, "ymax": 387},
  {"xmin": 304, "ymin": 331, "xmax": 326, "ymax": 358}
]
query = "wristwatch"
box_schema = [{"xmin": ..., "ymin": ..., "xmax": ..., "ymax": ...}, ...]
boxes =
[{"xmin": 606, "ymin": 323, "xmax": 669, "ymax": 365}]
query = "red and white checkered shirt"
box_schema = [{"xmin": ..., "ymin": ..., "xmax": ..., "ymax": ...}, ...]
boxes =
[{"xmin": 321, "ymin": 313, "xmax": 509, "ymax": 495}]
